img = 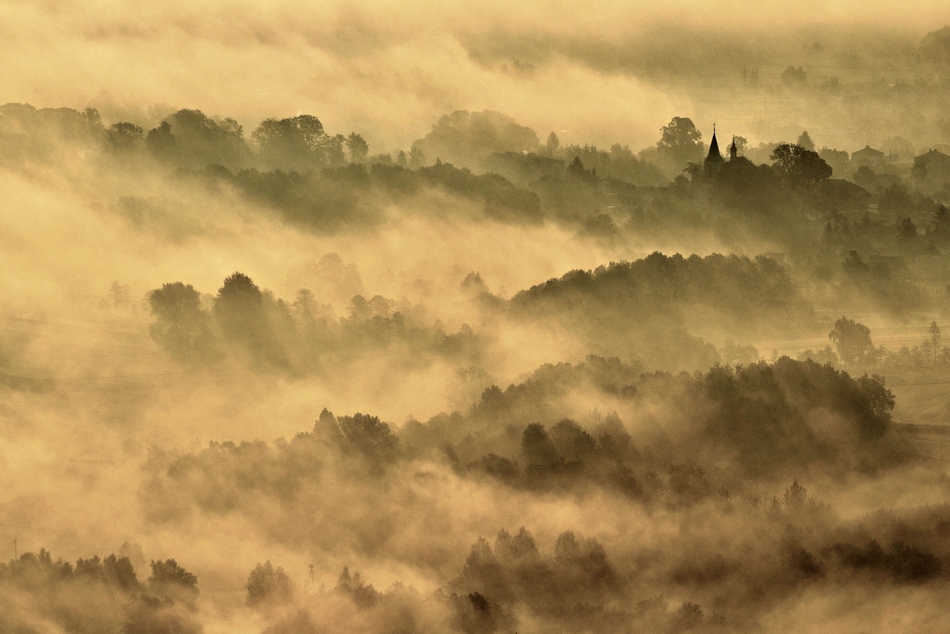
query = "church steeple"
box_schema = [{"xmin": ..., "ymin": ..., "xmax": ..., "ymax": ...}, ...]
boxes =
[
  {"xmin": 729, "ymin": 136, "xmax": 738, "ymax": 160},
  {"xmin": 706, "ymin": 124, "xmax": 723, "ymax": 162},
  {"xmin": 704, "ymin": 124, "xmax": 724, "ymax": 176}
]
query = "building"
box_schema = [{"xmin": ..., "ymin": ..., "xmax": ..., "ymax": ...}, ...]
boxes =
[
  {"xmin": 912, "ymin": 148, "xmax": 950, "ymax": 186},
  {"xmin": 851, "ymin": 145, "xmax": 886, "ymax": 169},
  {"xmin": 704, "ymin": 126, "xmax": 725, "ymax": 177}
]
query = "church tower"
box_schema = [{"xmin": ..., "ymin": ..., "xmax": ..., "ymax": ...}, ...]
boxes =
[
  {"xmin": 729, "ymin": 136, "xmax": 738, "ymax": 160},
  {"xmin": 704, "ymin": 125, "xmax": 724, "ymax": 176}
]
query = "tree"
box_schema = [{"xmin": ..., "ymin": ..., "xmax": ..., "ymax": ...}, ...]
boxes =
[
  {"xmin": 148, "ymin": 282, "xmax": 216, "ymax": 362},
  {"xmin": 549, "ymin": 419, "xmax": 596, "ymax": 461},
  {"xmin": 658, "ymin": 117, "xmax": 702, "ymax": 151},
  {"xmin": 929, "ymin": 321, "xmax": 941, "ymax": 364},
  {"xmin": 408, "ymin": 144, "xmax": 426, "ymax": 168},
  {"xmin": 654, "ymin": 117, "xmax": 705, "ymax": 177},
  {"xmin": 253, "ymin": 114, "xmax": 334, "ymax": 169},
  {"xmin": 211, "ymin": 272, "xmax": 286, "ymax": 365},
  {"xmin": 672, "ymin": 603, "xmax": 704, "ymax": 631},
  {"xmin": 829, "ymin": 317, "xmax": 876, "ymax": 366},
  {"xmin": 546, "ymin": 131, "xmax": 560, "ymax": 155},
  {"xmin": 145, "ymin": 121, "xmax": 178, "ymax": 161},
  {"xmin": 770, "ymin": 143, "xmax": 832, "ymax": 188},
  {"xmin": 842, "ymin": 250, "xmax": 869, "ymax": 277},
  {"xmin": 247, "ymin": 561, "xmax": 294, "ymax": 608},
  {"xmin": 567, "ymin": 155, "xmax": 596, "ymax": 184},
  {"xmin": 164, "ymin": 109, "xmax": 247, "ymax": 168},
  {"xmin": 796, "ymin": 130, "xmax": 815, "ymax": 151},
  {"xmin": 929, "ymin": 204, "xmax": 950, "ymax": 244},
  {"xmin": 819, "ymin": 147, "xmax": 851, "ymax": 175},
  {"xmin": 213, "ymin": 272, "xmax": 264, "ymax": 338},
  {"xmin": 853, "ymin": 165, "xmax": 876, "ymax": 189},
  {"xmin": 897, "ymin": 217, "xmax": 918, "ymax": 241},
  {"xmin": 732, "ymin": 135, "xmax": 748, "ymax": 156},
  {"xmin": 345, "ymin": 132, "xmax": 369, "ymax": 163},
  {"xmin": 148, "ymin": 559, "xmax": 198, "ymax": 591},
  {"xmin": 783, "ymin": 479, "xmax": 807, "ymax": 510},
  {"xmin": 412, "ymin": 110, "xmax": 540, "ymax": 170},
  {"xmin": 122, "ymin": 595, "xmax": 199, "ymax": 634},
  {"xmin": 333, "ymin": 413, "xmax": 398, "ymax": 462},
  {"xmin": 522, "ymin": 423, "xmax": 558, "ymax": 465},
  {"xmin": 879, "ymin": 184, "xmax": 913, "ymax": 215},
  {"xmin": 781, "ymin": 65, "xmax": 806, "ymax": 84},
  {"xmin": 106, "ymin": 122, "xmax": 144, "ymax": 153},
  {"xmin": 103, "ymin": 554, "xmax": 140, "ymax": 590},
  {"xmin": 855, "ymin": 375, "xmax": 895, "ymax": 437},
  {"xmin": 147, "ymin": 559, "xmax": 199, "ymax": 609}
]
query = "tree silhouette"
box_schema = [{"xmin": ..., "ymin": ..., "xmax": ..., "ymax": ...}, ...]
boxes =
[
  {"xmin": 106, "ymin": 122, "xmax": 144, "ymax": 153},
  {"xmin": 253, "ymin": 114, "xmax": 341, "ymax": 170},
  {"xmin": 213, "ymin": 272, "xmax": 265, "ymax": 341},
  {"xmin": 659, "ymin": 117, "xmax": 702, "ymax": 150},
  {"xmin": 929, "ymin": 321, "xmax": 941, "ymax": 364},
  {"xmin": 522, "ymin": 423, "xmax": 558, "ymax": 465},
  {"xmin": 345, "ymin": 132, "xmax": 369, "ymax": 163},
  {"xmin": 770, "ymin": 143, "xmax": 831, "ymax": 187},
  {"xmin": 829, "ymin": 317, "xmax": 876, "ymax": 366},
  {"xmin": 149, "ymin": 282, "xmax": 215, "ymax": 362},
  {"xmin": 247, "ymin": 561, "xmax": 294, "ymax": 608},
  {"xmin": 145, "ymin": 121, "xmax": 178, "ymax": 161},
  {"xmin": 148, "ymin": 559, "xmax": 198, "ymax": 591},
  {"xmin": 796, "ymin": 131, "xmax": 815, "ymax": 151},
  {"xmin": 897, "ymin": 217, "xmax": 918, "ymax": 241}
]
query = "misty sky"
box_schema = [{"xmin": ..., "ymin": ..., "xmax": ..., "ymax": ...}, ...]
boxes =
[{"xmin": 2, "ymin": 0, "xmax": 946, "ymax": 152}]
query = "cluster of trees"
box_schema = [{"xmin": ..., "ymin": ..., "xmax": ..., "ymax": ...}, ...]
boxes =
[
  {"xmin": 247, "ymin": 561, "xmax": 295, "ymax": 609},
  {"xmin": 254, "ymin": 496, "xmax": 950, "ymax": 634},
  {"xmin": 444, "ymin": 356, "xmax": 898, "ymax": 481},
  {"xmin": 142, "ymin": 408, "xmax": 406, "ymax": 524},
  {"xmin": 800, "ymin": 316, "xmax": 950, "ymax": 372},
  {"xmin": 0, "ymin": 103, "xmax": 847, "ymax": 251},
  {"xmin": 9, "ymin": 497, "xmax": 950, "ymax": 634},
  {"xmin": 0, "ymin": 103, "xmax": 369, "ymax": 172},
  {"xmin": 148, "ymin": 256, "xmax": 810, "ymax": 377},
  {"xmin": 115, "ymin": 110, "xmax": 372, "ymax": 173},
  {"xmin": 196, "ymin": 159, "xmax": 545, "ymax": 232},
  {"xmin": 0, "ymin": 550, "xmax": 200, "ymax": 634},
  {"xmin": 508, "ymin": 252, "xmax": 804, "ymax": 369},
  {"xmin": 143, "ymin": 356, "xmax": 900, "ymax": 538},
  {"xmin": 12, "ymin": 101, "xmax": 950, "ymax": 306},
  {"xmin": 260, "ymin": 529, "xmax": 757, "ymax": 634},
  {"xmin": 147, "ymin": 272, "xmax": 479, "ymax": 372},
  {"xmin": 129, "ymin": 344, "xmax": 950, "ymax": 634},
  {"xmin": 822, "ymin": 201, "xmax": 950, "ymax": 255}
]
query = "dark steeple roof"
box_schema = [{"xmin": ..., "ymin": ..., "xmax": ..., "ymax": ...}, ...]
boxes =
[{"xmin": 706, "ymin": 127, "xmax": 724, "ymax": 163}]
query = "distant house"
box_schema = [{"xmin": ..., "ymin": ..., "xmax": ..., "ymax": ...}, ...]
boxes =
[
  {"xmin": 912, "ymin": 149, "xmax": 950, "ymax": 185},
  {"xmin": 880, "ymin": 136, "xmax": 916, "ymax": 163},
  {"xmin": 851, "ymin": 145, "xmax": 886, "ymax": 169}
]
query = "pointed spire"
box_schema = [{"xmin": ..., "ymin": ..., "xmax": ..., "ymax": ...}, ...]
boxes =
[{"xmin": 706, "ymin": 125, "xmax": 723, "ymax": 162}]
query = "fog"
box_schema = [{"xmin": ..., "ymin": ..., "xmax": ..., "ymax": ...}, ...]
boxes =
[
  {"xmin": 4, "ymin": 1, "xmax": 950, "ymax": 151},
  {"xmin": 4, "ymin": 3, "xmax": 950, "ymax": 633}
]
